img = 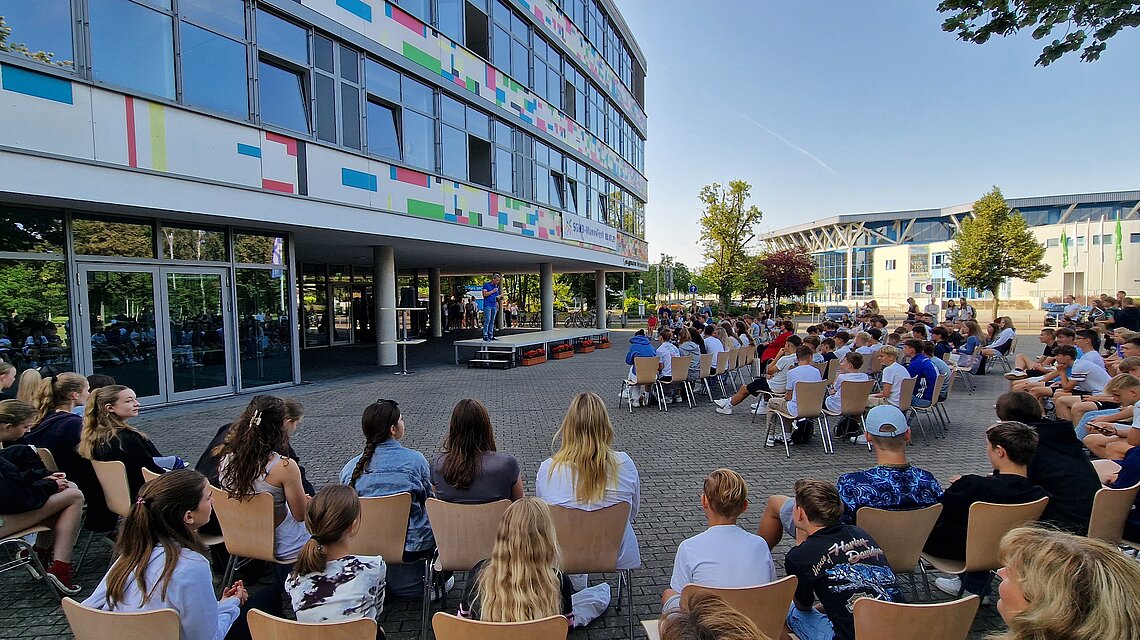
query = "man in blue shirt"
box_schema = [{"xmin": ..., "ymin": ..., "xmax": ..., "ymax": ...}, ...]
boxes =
[
  {"xmin": 904, "ymin": 338, "xmax": 939, "ymax": 408},
  {"xmin": 481, "ymin": 273, "xmax": 502, "ymax": 341}
]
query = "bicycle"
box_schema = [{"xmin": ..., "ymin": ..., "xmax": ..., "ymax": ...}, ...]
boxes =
[{"xmin": 563, "ymin": 310, "xmax": 596, "ymax": 328}]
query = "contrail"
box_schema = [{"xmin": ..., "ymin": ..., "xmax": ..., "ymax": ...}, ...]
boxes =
[{"xmin": 698, "ymin": 90, "xmax": 841, "ymax": 178}]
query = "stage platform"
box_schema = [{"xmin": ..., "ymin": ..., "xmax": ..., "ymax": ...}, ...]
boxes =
[{"xmin": 453, "ymin": 328, "xmax": 609, "ymax": 365}]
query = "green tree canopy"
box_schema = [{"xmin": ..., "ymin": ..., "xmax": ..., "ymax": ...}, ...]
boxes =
[
  {"xmin": 937, "ymin": 0, "xmax": 1140, "ymax": 66},
  {"xmin": 740, "ymin": 248, "xmax": 817, "ymax": 301},
  {"xmin": 949, "ymin": 186, "xmax": 1050, "ymax": 318},
  {"xmin": 698, "ymin": 180, "xmax": 764, "ymax": 310}
]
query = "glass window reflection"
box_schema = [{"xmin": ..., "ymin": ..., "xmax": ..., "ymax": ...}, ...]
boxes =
[
  {"xmin": 180, "ymin": 23, "xmax": 248, "ymax": 118},
  {"xmin": 178, "ymin": 0, "xmax": 244, "ymax": 38},
  {"xmin": 160, "ymin": 226, "xmax": 227, "ymax": 262},
  {"xmin": 236, "ymin": 269, "xmax": 292, "ymax": 387},
  {"xmin": 0, "ymin": 259, "xmax": 71, "ymax": 375},
  {"xmin": 256, "ymin": 10, "xmax": 308, "ymax": 63},
  {"xmin": 402, "ymin": 109, "xmax": 435, "ymax": 171},
  {"xmin": 258, "ymin": 60, "xmax": 309, "ymax": 133},
  {"xmin": 234, "ymin": 233, "xmax": 286, "ymax": 265},
  {"xmin": 0, "ymin": 207, "xmax": 64, "ymax": 253},
  {"xmin": 90, "ymin": 0, "xmax": 175, "ymax": 98},
  {"xmin": 0, "ymin": 0, "xmax": 75, "ymax": 67},
  {"xmin": 73, "ymin": 216, "xmax": 155, "ymax": 258},
  {"xmin": 366, "ymin": 100, "xmax": 401, "ymax": 160}
]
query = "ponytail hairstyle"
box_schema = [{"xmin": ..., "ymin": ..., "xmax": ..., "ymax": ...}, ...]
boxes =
[
  {"xmin": 291, "ymin": 484, "xmax": 360, "ymax": 577},
  {"xmin": 214, "ymin": 395, "xmax": 289, "ymax": 499},
  {"xmin": 440, "ymin": 399, "xmax": 497, "ymax": 490},
  {"xmin": 282, "ymin": 397, "xmax": 305, "ymax": 423},
  {"xmin": 104, "ymin": 469, "xmax": 208, "ymax": 607},
  {"xmin": 34, "ymin": 372, "xmax": 87, "ymax": 423},
  {"xmin": 15, "ymin": 368, "xmax": 42, "ymax": 405},
  {"xmin": 0, "ymin": 399, "xmax": 37, "ymax": 431},
  {"xmin": 474, "ymin": 497, "xmax": 563, "ymax": 622},
  {"xmin": 79, "ymin": 385, "xmax": 143, "ymax": 460},
  {"xmin": 348, "ymin": 400, "xmax": 401, "ymax": 487}
]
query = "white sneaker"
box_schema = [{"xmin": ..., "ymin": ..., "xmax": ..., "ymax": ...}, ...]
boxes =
[
  {"xmin": 715, "ymin": 404, "xmax": 733, "ymax": 415},
  {"xmin": 431, "ymin": 575, "xmax": 456, "ymax": 602},
  {"xmin": 765, "ymin": 433, "xmax": 785, "ymax": 447},
  {"xmin": 1004, "ymin": 368, "xmax": 1027, "ymax": 380},
  {"xmin": 850, "ymin": 434, "xmax": 869, "ymax": 445},
  {"xmin": 714, "ymin": 398, "xmax": 731, "ymax": 408},
  {"xmin": 750, "ymin": 402, "xmax": 759, "ymax": 409},
  {"xmin": 754, "ymin": 400, "xmax": 768, "ymax": 414},
  {"xmin": 672, "ymin": 396, "xmax": 685, "ymax": 404},
  {"xmin": 934, "ymin": 576, "xmax": 962, "ymax": 596}
]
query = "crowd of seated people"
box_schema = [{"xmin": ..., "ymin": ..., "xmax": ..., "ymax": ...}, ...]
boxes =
[{"xmin": 0, "ymin": 318, "xmax": 68, "ymax": 371}]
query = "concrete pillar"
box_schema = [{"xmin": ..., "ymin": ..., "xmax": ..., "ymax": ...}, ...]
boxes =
[
  {"xmin": 374, "ymin": 246, "xmax": 397, "ymax": 366},
  {"xmin": 540, "ymin": 263, "xmax": 554, "ymax": 331},
  {"xmin": 595, "ymin": 269, "xmax": 607, "ymax": 330},
  {"xmin": 429, "ymin": 268, "xmax": 442, "ymax": 338}
]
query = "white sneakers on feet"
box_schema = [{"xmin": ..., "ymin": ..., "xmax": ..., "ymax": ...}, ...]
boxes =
[
  {"xmin": 765, "ymin": 433, "xmax": 785, "ymax": 447},
  {"xmin": 714, "ymin": 398, "xmax": 731, "ymax": 408},
  {"xmin": 934, "ymin": 576, "xmax": 961, "ymax": 596},
  {"xmin": 715, "ymin": 404, "xmax": 733, "ymax": 415},
  {"xmin": 850, "ymin": 434, "xmax": 869, "ymax": 445},
  {"xmin": 1004, "ymin": 368, "xmax": 1027, "ymax": 380}
]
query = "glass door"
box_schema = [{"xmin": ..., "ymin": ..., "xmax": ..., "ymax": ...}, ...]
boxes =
[
  {"xmin": 79, "ymin": 267, "xmax": 164, "ymax": 401},
  {"xmin": 162, "ymin": 269, "xmax": 234, "ymax": 401},
  {"xmin": 331, "ymin": 284, "xmax": 353, "ymax": 344}
]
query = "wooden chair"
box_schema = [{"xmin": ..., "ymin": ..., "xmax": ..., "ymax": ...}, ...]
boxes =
[
  {"xmin": 36, "ymin": 447, "xmax": 58, "ymax": 472},
  {"xmin": 852, "ymin": 595, "xmax": 980, "ymax": 640},
  {"xmin": 348, "ymin": 493, "xmax": 412, "ymax": 561},
  {"xmin": 1, "ymin": 525, "xmax": 56, "ymax": 597},
  {"xmin": 680, "ymin": 576, "xmax": 798, "ymax": 640},
  {"xmin": 62, "ymin": 597, "xmax": 180, "ymax": 639},
  {"xmin": 620, "ymin": 357, "xmax": 664, "ymax": 413},
  {"xmin": 951, "ymin": 352, "xmax": 977, "ymax": 394},
  {"xmin": 696, "ymin": 353, "xmax": 717, "ymax": 400},
  {"xmin": 422, "ymin": 498, "xmax": 510, "ymax": 639},
  {"xmin": 431, "ymin": 612, "xmax": 568, "ymax": 640},
  {"xmin": 761, "ymin": 380, "xmax": 831, "ymax": 457},
  {"xmin": 714, "ymin": 350, "xmax": 732, "ymax": 397},
  {"xmin": 247, "ymin": 609, "xmax": 377, "ymax": 640},
  {"xmin": 726, "ymin": 348, "xmax": 744, "ymax": 389},
  {"xmin": 821, "ymin": 379, "xmax": 873, "ymax": 439},
  {"xmin": 1087, "ymin": 482, "xmax": 1140, "ymax": 545},
  {"xmin": 210, "ymin": 486, "xmax": 282, "ymax": 587},
  {"xmin": 893, "ymin": 377, "xmax": 934, "ymax": 446},
  {"xmin": 920, "ymin": 498, "xmax": 1049, "ymax": 594},
  {"xmin": 91, "ymin": 459, "xmax": 132, "ymax": 518},
  {"xmin": 911, "ymin": 373, "xmax": 947, "ymax": 441},
  {"xmin": 669, "ymin": 355, "xmax": 694, "ymax": 407},
  {"xmin": 141, "ymin": 467, "xmax": 162, "ymax": 483},
  {"xmin": 812, "ymin": 361, "xmax": 829, "ymax": 382},
  {"xmin": 641, "ymin": 619, "xmax": 662, "ymax": 640},
  {"xmin": 826, "ymin": 358, "xmax": 840, "ymax": 386},
  {"xmin": 856, "ymin": 505, "xmax": 943, "ymax": 599},
  {"xmin": 547, "ymin": 502, "xmax": 634, "ymax": 638}
]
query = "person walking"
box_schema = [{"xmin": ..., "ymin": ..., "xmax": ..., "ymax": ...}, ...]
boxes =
[{"xmin": 482, "ymin": 273, "xmax": 502, "ymax": 341}]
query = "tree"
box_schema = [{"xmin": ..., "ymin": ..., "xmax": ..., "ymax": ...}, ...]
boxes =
[
  {"xmin": 698, "ymin": 181, "xmax": 764, "ymax": 310},
  {"xmin": 740, "ymin": 248, "xmax": 816, "ymax": 301},
  {"xmin": 0, "ymin": 16, "xmax": 72, "ymax": 66},
  {"xmin": 937, "ymin": 1, "xmax": 1140, "ymax": 66},
  {"xmin": 949, "ymin": 186, "xmax": 1051, "ymax": 319}
]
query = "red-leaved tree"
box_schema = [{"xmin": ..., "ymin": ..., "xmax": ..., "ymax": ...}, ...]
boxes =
[{"xmin": 741, "ymin": 248, "xmax": 816, "ymax": 301}]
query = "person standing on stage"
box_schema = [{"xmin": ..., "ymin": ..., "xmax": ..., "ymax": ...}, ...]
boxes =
[{"xmin": 482, "ymin": 273, "xmax": 502, "ymax": 341}]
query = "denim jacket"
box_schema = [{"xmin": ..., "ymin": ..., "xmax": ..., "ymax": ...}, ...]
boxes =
[{"xmin": 340, "ymin": 439, "xmax": 435, "ymax": 553}]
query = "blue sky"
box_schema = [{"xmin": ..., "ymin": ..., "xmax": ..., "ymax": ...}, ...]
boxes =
[{"xmin": 616, "ymin": 1, "xmax": 1140, "ymax": 267}]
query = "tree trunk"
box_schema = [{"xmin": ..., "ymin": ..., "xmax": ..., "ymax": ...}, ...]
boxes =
[{"xmin": 991, "ymin": 289, "xmax": 1001, "ymax": 321}]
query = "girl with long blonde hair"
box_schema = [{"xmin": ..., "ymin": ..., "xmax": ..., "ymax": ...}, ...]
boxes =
[
  {"xmin": 78, "ymin": 385, "xmax": 168, "ymax": 498},
  {"xmin": 992, "ymin": 527, "xmax": 1140, "ymax": 640},
  {"xmin": 460, "ymin": 497, "xmax": 572, "ymax": 623}
]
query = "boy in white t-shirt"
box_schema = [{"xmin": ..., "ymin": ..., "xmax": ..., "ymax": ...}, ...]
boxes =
[
  {"xmin": 867, "ymin": 345, "xmax": 910, "ymax": 408},
  {"xmin": 655, "ymin": 328, "xmax": 682, "ymax": 404},
  {"xmin": 1083, "ymin": 373, "xmax": 1140, "ymax": 460},
  {"xmin": 661, "ymin": 468, "xmax": 777, "ymax": 612},
  {"xmin": 769, "ymin": 346, "xmax": 823, "ymax": 416},
  {"xmin": 826, "ymin": 352, "xmax": 871, "ymax": 414}
]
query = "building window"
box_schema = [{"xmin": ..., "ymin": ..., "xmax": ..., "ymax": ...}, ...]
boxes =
[
  {"xmin": 395, "ymin": 0, "xmax": 430, "ymax": 24},
  {"xmin": 401, "ymin": 76, "xmax": 436, "ymax": 171},
  {"xmin": 491, "ymin": 1, "xmax": 529, "ymax": 85},
  {"xmin": 179, "ymin": 0, "xmax": 244, "ymax": 38},
  {"xmin": 464, "ymin": 0, "xmax": 490, "ymax": 58},
  {"xmin": 534, "ymin": 141, "xmax": 564, "ymax": 209},
  {"xmin": 255, "ymin": 9, "xmax": 308, "ymax": 64},
  {"xmin": 159, "ymin": 225, "xmax": 227, "ymax": 261},
  {"xmin": 258, "ymin": 59, "xmax": 310, "ymax": 133},
  {"xmin": 89, "ymin": 0, "xmax": 175, "ymax": 99},
  {"xmin": 493, "ymin": 120, "xmax": 514, "ymax": 193},
  {"xmin": 180, "ymin": 22, "xmax": 249, "ymax": 118},
  {"xmin": 365, "ymin": 100, "xmax": 401, "ymax": 160},
  {"xmin": 1131, "ymin": 233, "xmax": 1140, "ymax": 244},
  {"xmin": 884, "ymin": 259, "xmax": 896, "ymax": 271},
  {"xmin": 0, "ymin": 0, "xmax": 75, "ymax": 68},
  {"xmin": 73, "ymin": 215, "xmax": 156, "ymax": 258},
  {"xmin": 1046, "ymin": 238, "xmax": 1059, "ymax": 248}
]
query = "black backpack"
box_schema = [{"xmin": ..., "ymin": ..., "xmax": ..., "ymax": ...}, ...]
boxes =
[{"xmin": 791, "ymin": 419, "xmax": 814, "ymax": 445}]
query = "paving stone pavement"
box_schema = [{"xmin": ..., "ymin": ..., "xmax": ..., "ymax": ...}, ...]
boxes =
[{"xmin": 4, "ymin": 329, "xmax": 1033, "ymax": 639}]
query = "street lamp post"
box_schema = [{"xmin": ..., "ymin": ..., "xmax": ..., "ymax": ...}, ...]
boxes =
[{"xmin": 638, "ymin": 279, "xmax": 644, "ymax": 321}]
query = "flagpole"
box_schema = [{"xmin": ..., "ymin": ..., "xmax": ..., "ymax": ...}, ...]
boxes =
[
  {"xmin": 1084, "ymin": 218, "xmax": 1090, "ymax": 303},
  {"xmin": 1100, "ymin": 216, "xmax": 1106, "ymax": 295}
]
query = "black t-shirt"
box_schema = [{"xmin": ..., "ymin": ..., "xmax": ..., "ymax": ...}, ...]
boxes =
[
  {"xmin": 785, "ymin": 525, "xmax": 901, "ymax": 640},
  {"xmin": 460, "ymin": 558, "xmax": 574, "ymax": 621},
  {"xmin": 1041, "ymin": 342, "xmax": 1057, "ymax": 358},
  {"xmin": 1114, "ymin": 306, "xmax": 1140, "ymax": 331},
  {"xmin": 924, "ymin": 473, "xmax": 1049, "ymax": 560},
  {"xmin": 1027, "ymin": 419, "xmax": 1100, "ymax": 533}
]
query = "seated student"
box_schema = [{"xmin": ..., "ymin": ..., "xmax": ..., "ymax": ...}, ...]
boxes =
[
  {"xmin": 953, "ymin": 321, "xmax": 985, "ymax": 373},
  {"xmin": 1073, "ymin": 329, "xmax": 1106, "ymax": 370},
  {"xmin": 852, "ymin": 331, "xmax": 875, "ymax": 356},
  {"xmin": 624, "ymin": 330, "xmax": 658, "ymax": 406},
  {"xmin": 1011, "ymin": 328, "xmax": 1079, "ymax": 394},
  {"xmin": 866, "ymin": 346, "xmax": 909, "ymax": 409},
  {"xmin": 430, "ymin": 398, "xmax": 523, "ymax": 503},
  {"xmin": 713, "ymin": 336, "xmax": 802, "ymax": 416},
  {"xmin": 342, "ymin": 400, "xmax": 439, "ymax": 599},
  {"xmin": 78, "ymin": 385, "xmax": 176, "ymax": 499},
  {"xmin": 0, "ymin": 399, "xmax": 85, "ymax": 594},
  {"xmin": 1083, "ymin": 374, "xmax": 1140, "ymax": 460},
  {"xmin": 675, "ymin": 329, "xmax": 703, "ymax": 401},
  {"xmin": 660, "ymin": 591, "xmax": 768, "ymax": 640},
  {"xmin": 825, "ymin": 353, "xmax": 871, "ymax": 436},
  {"xmin": 1074, "ymin": 357, "xmax": 1140, "ymax": 439},
  {"xmin": 832, "ymin": 332, "xmax": 852, "ymax": 360},
  {"xmin": 927, "ymin": 421, "xmax": 1049, "ymax": 598},
  {"xmin": 759, "ymin": 406, "xmax": 941, "ymax": 549},
  {"xmin": 993, "ymin": 527, "xmax": 1140, "ymax": 640},
  {"xmin": 903, "ymin": 339, "xmax": 938, "ymax": 408},
  {"xmin": 923, "ymin": 341, "xmax": 952, "ymax": 401},
  {"xmin": 661, "ymin": 469, "xmax": 777, "ymax": 612},
  {"xmin": 1005, "ymin": 328, "xmax": 1057, "ymax": 380},
  {"xmin": 83, "ymin": 470, "xmax": 247, "ymax": 640},
  {"xmin": 995, "ymin": 392, "xmax": 1099, "ymax": 534},
  {"xmin": 783, "ymin": 479, "xmax": 901, "ymax": 640},
  {"xmin": 1027, "ymin": 346, "xmax": 1111, "ymax": 413},
  {"xmin": 1107, "ymin": 336, "xmax": 1140, "ymax": 374},
  {"xmin": 981, "ymin": 317, "xmax": 1017, "ymax": 359},
  {"xmin": 930, "ymin": 326, "xmax": 955, "ymax": 361},
  {"xmin": 757, "ymin": 321, "xmax": 793, "ymax": 365},
  {"xmin": 702, "ymin": 324, "xmax": 726, "ymax": 366},
  {"xmin": 761, "ymin": 346, "xmax": 822, "ymax": 445},
  {"xmin": 286, "ymin": 485, "xmax": 386, "ymax": 628},
  {"xmin": 656, "ymin": 328, "xmax": 683, "ymax": 403}
]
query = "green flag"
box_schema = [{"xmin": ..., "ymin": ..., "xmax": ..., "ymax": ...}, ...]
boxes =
[
  {"xmin": 1115, "ymin": 215, "xmax": 1124, "ymax": 262},
  {"xmin": 1061, "ymin": 227, "xmax": 1069, "ymax": 268}
]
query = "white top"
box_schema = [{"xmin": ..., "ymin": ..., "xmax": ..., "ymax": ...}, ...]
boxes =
[
  {"xmin": 1064, "ymin": 302, "xmax": 1082, "ymax": 318},
  {"xmin": 738, "ymin": 333, "xmax": 752, "ymax": 347},
  {"xmin": 1070, "ymin": 359, "xmax": 1112, "ymax": 395},
  {"xmin": 704, "ymin": 336, "xmax": 725, "ymax": 357},
  {"xmin": 881, "ymin": 362, "xmax": 910, "ymax": 406},
  {"xmin": 666, "ymin": 525, "xmax": 777, "ymax": 610},
  {"xmin": 536, "ymin": 452, "xmax": 641, "ymax": 570},
  {"xmin": 657, "ymin": 342, "xmax": 681, "ymax": 378},
  {"xmin": 767, "ymin": 354, "xmax": 797, "ymax": 394},
  {"xmin": 1132, "ymin": 401, "xmax": 1140, "ymax": 430},
  {"xmin": 785, "ymin": 364, "xmax": 823, "ymax": 415},
  {"xmin": 724, "ymin": 336, "xmax": 741, "ymax": 350},
  {"xmin": 988, "ymin": 328, "xmax": 1016, "ymax": 349},
  {"xmin": 834, "ymin": 345, "xmax": 852, "ymax": 360},
  {"xmin": 1080, "ymin": 349, "xmax": 1106, "ymax": 369},
  {"xmin": 84, "ymin": 546, "xmax": 241, "ymax": 640},
  {"xmin": 287, "ymin": 555, "xmax": 386, "ymax": 623},
  {"xmin": 826, "ymin": 372, "xmax": 871, "ymax": 413},
  {"xmin": 924, "ymin": 303, "xmax": 940, "ymax": 319}
]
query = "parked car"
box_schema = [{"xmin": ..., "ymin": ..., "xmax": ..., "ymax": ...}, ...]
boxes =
[
  {"xmin": 1043, "ymin": 303, "xmax": 1068, "ymax": 326},
  {"xmin": 824, "ymin": 306, "xmax": 853, "ymax": 323}
]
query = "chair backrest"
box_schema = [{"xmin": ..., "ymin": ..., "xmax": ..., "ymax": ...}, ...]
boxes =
[
  {"xmin": 431, "ymin": 612, "xmax": 569, "ymax": 640},
  {"xmin": 91, "ymin": 459, "xmax": 132, "ymax": 518},
  {"xmin": 63, "ymin": 597, "xmax": 180, "ymax": 640},
  {"xmin": 853, "ymin": 595, "xmax": 980, "ymax": 640},
  {"xmin": 247, "ymin": 609, "xmax": 377, "ymax": 640},
  {"xmin": 790, "ymin": 380, "xmax": 828, "ymax": 419},
  {"xmin": 859, "ymin": 355, "xmax": 874, "ymax": 374},
  {"xmin": 856, "ymin": 505, "xmax": 944, "ymax": 573},
  {"xmin": 425, "ymin": 498, "xmax": 510, "ymax": 572},
  {"xmin": 546, "ymin": 502, "xmax": 630, "ymax": 574},
  {"xmin": 943, "ymin": 368, "xmax": 957, "ymax": 402},
  {"xmin": 37, "ymin": 447, "xmax": 58, "ymax": 472},
  {"xmin": 812, "ymin": 362, "xmax": 829, "ymax": 379},
  {"xmin": 633, "ymin": 356, "xmax": 659, "ymax": 385},
  {"xmin": 210, "ymin": 485, "xmax": 278, "ymax": 562},
  {"xmin": 869, "ymin": 354, "xmax": 885, "ymax": 375},
  {"xmin": 827, "ymin": 359, "xmax": 840, "ymax": 386},
  {"xmin": 1088, "ymin": 482, "xmax": 1140, "ymax": 545},
  {"xmin": 839, "ymin": 380, "xmax": 875, "ymax": 416},
  {"xmin": 698, "ymin": 353, "xmax": 714, "ymax": 378},
  {"xmin": 141, "ymin": 468, "xmax": 162, "ymax": 483},
  {"xmin": 714, "ymin": 350, "xmax": 730, "ymax": 373},
  {"xmin": 964, "ymin": 498, "xmax": 1049, "ymax": 572},
  {"xmin": 895, "ymin": 377, "xmax": 917, "ymax": 412},
  {"xmin": 680, "ymin": 576, "xmax": 798, "ymax": 640},
  {"xmin": 670, "ymin": 356, "xmax": 692, "ymax": 383},
  {"xmin": 348, "ymin": 493, "xmax": 412, "ymax": 562},
  {"xmin": 922, "ymin": 373, "xmax": 946, "ymax": 407}
]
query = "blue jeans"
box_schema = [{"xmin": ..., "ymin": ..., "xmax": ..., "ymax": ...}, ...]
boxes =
[
  {"xmin": 786, "ymin": 603, "xmax": 834, "ymax": 640},
  {"xmin": 912, "ymin": 396, "xmax": 932, "ymax": 408},
  {"xmin": 482, "ymin": 303, "xmax": 498, "ymax": 340},
  {"xmin": 1076, "ymin": 408, "xmax": 1117, "ymax": 440}
]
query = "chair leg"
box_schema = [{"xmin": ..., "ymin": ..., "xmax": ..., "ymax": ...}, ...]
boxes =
[
  {"xmin": 909, "ymin": 408, "xmax": 930, "ymax": 445},
  {"xmin": 615, "ymin": 570, "xmax": 624, "ymax": 611},
  {"xmin": 626, "ymin": 569, "xmax": 634, "ymax": 640},
  {"xmin": 221, "ymin": 555, "xmax": 236, "ymax": 591},
  {"xmin": 818, "ymin": 417, "xmax": 834, "ymax": 454},
  {"xmin": 657, "ymin": 381, "xmax": 668, "ymax": 412},
  {"xmin": 703, "ymin": 378, "xmax": 714, "ymax": 401},
  {"xmin": 419, "ymin": 557, "xmax": 435, "ymax": 640}
]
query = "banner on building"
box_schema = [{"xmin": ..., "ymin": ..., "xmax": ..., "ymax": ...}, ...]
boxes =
[{"xmin": 562, "ymin": 212, "xmax": 618, "ymax": 250}]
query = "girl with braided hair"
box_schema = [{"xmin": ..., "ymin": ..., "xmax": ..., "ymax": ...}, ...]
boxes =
[{"xmin": 340, "ymin": 399, "xmax": 437, "ymax": 598}]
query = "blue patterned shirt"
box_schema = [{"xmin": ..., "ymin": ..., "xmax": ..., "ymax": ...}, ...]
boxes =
[{"xmin": 836, "ymin": 465, "xmax": 943, "ymax": 524}]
